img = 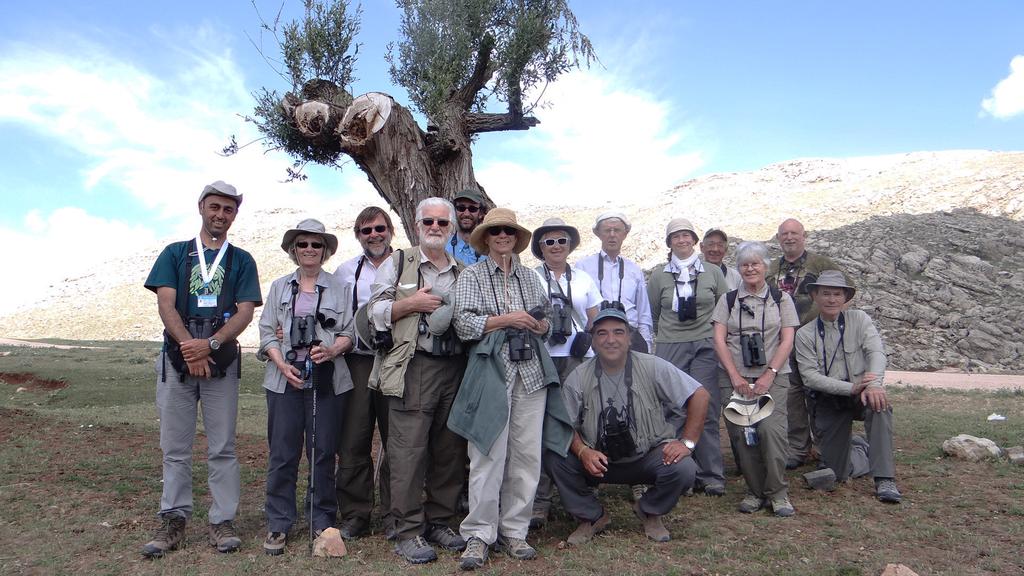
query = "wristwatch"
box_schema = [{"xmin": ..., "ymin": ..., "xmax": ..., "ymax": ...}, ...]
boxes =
[
  {"xmin": 208, "ymin": 337, "xmax": 221, "ymax": 351},
  {"xmin": 682, "ymin": 439, "xmax": 696, "ymax": 451},
  {"xmin": 768, "ymin": 366, "xmax": 779, "ymax": 375}
]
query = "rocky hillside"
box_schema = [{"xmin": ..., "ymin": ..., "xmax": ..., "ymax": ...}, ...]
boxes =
[{"xmin": 1, "ymin": 150, "xmax": 1021, "ymax": 372}]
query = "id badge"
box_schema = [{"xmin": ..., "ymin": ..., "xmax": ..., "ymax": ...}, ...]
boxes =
[{"xmin": 197, "ymin": 294, "xmax": 217, "ymax": 308}]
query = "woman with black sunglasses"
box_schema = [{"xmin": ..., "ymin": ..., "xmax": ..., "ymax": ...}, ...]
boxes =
[{"xmin": 257, "ymin": 218, "xmax": 355, "ymax": 555}]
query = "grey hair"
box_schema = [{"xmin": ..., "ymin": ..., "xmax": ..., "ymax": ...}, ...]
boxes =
[
  {"xmin": 734, "ymin": 241, "xmax": 770, "ymax": 269},
  {"xmin": 415, "ymin": 197, "xmax": 456, "ymax": 239}
]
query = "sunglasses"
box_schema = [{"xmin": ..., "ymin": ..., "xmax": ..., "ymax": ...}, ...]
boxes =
[
  {"xmin": 455, "ymin": 204, "xmax": 480, "ymax": 213},
  {"xmin": 359, "ymin": 224, "xmax": 388, "ymax": 235},
  {"xmin": 295, "ymin": 241, "xmax": 324, "ymax": 249},
  {"xmin": 542, "ymin": 238, "xmax": 569, "ymax": 247},
  {"xmin": 487, "ymin": 226, "xmax": 518, "ymax": 236},
  {"xmin": 421, "ymin": 218, "xmax": 450, "ymax": 227}
]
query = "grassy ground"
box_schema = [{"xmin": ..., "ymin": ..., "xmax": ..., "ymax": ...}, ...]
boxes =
[{"xmin": 1, "ymin": 341, "xmax": 1022, "ymax": 576}]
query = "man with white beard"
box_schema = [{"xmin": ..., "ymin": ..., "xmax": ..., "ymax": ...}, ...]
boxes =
[
  {"xmin": 366, "ymin": 198, "xmax": 468, "ymax": 564},
  {"xmin": 333, "ymin": 206, "xmax": 396, "ymax": 540}
]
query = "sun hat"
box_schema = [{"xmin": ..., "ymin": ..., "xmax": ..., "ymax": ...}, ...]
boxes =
[
  {"xmin": 468, "ymin": 207, "xmax": 531, "ymax": 255},
  {"xmin": 723, "ymin": 393, "xmax": 775, "ymax": 427},
  {"xmin": 353, "ymin": 303, "xmax": 374, "ymax": 349},
  {"xmin": 531, "ymin": 217, "xmax": 581, "ymax": 259},
  {"xmin": 590, "ymin": 306, "xmax": 629, "ymax": 332},
  {"xmin": 280, "ymin": 218, "xmax": 339, "ymax": 256},
  {"xmin": 703, "ymin": 227, "xmax": 728, "ymax": 242},
  {"xmin": 198, "ymin": 180, "xmax": 243, "ymax": 206},
  {"xmin": 804, "ymin": 270, "xmax": 856, "ymax": 302},
  {"xmin": 592, "ymin": 211, "xmax": 631, "ymax": 234},
  {"xmin": 664, "ymin": 217, "xmax": 698, "ymax": 247}
]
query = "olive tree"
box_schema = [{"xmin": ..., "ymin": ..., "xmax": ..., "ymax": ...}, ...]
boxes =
[{"xmin": 248, "ymin": 0, "xmax": 594, "ymax": 237}]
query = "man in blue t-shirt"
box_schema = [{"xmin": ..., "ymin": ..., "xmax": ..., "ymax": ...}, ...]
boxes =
[
  {"xmin": 445, "ymin": 189, "xmax": 488, "ymax": 266},
  {"xmin": 141, "ymin": 181, "xmax": 262, "ymax": 558}
]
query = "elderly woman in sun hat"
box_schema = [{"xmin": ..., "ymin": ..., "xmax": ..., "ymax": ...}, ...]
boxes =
[
  {"xmin": 527, "ymin": 217, "xmax": 602, "ymax": 528},
  {"xmin": 449, "ymin": 207, "xmax": 567, "ymax": 570},
  {"xmin": 710, "ymin": 241, "xmax": 800, "ymax": 517},
  {"xmin": 647, "ymin": 217, "xmax": 729, "ymax": 496},
  {"xmin": 257, "ymin": 218, "xmax": 355, "ymax": 555}
]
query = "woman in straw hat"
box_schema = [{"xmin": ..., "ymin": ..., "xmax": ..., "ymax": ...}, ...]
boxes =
[
  {"xmin": 647, "ymin": 217, "xmax": 729, "ymax": 496},
  {"xmin": 710, "ymin": 241, "xmax": 800, "ymax": 517},
  {"xmin": 256, "ymin": 218, "xmax": 355, "ymax": 555},
  {"xmin": 450, "ymin": 207, "xmax": 555, "ymax": 570}
]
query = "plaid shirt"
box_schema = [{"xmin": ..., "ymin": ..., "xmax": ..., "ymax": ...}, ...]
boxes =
[{"xmin": 454, "ymin": 259, "xmax": 552, "ymax": 393}]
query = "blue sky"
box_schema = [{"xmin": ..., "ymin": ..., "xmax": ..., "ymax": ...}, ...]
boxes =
[{"xmin": 1, "ymin": 1, "xmax": 1022, "ymax": 313}]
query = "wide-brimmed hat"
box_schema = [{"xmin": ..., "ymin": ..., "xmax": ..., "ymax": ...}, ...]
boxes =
[
  {"xmin": 453, "ymin": 189, "xmax": 487, "ymax": 206},
  {"xmin": 592, "ymin": 211, "xmax": 631, "ymax": 234},
  {"xmin": 468, "ymin": 208, "xmax": 531, "ymax": 255},
  {"xmin": 280, "ymin": 218, "xmax": 339, "ymax": 256},
  {"xmin": 805, "ymin": 270, "xmax": 856, "ymax": 302},
  {"xmin": 723, "ymin": 393, "xmax": 775, "ymax": 426},
  {"xmin": 353, "ymin": 303, "xmax": 374, "ymax": 349},
  {"xmin": 531, "ymin": 217, "xmax": 581, "ymax": 259},
  {"xmin": 198, "ymin": 180, "xmax": 243, "ymax": 207},
  {"xmin": 665, "ymin": 217, "xmax": 698, "ymax": 247}
]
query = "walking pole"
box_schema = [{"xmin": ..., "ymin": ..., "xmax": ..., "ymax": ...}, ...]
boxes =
[{"xmin": 306, "ymin": 352, "xmax": 317, "ymax": 556}]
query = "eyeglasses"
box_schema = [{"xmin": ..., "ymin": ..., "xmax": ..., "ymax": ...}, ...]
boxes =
[
  {"xmin": 421, "ymin": 218, "xmax": 450, "ymax": 228},
  {"xmin": 542, "ymin": 238, "xmax": 569, "ymax": 247},
  {"xmin": 295, "ymin": 241, "xmax": 324, "ymax": 249},
  {"xmin": 359, "ymin": 224, "xmax": 388, "ymax": 235},
  {"xmin": 487, "ymin": 226, "xmax": 518, "ymax": 236},
  {"xmin": 455, "ymin": 204, "xmax": 480, "ymax": 213}
]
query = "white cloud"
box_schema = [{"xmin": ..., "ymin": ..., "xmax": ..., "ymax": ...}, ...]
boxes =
[
  {"xmin": 476, "ymin": 69, "xmax": 704, "ymax": 206},
  {"xmin": 981, "ymin": 55, "xmax": 1024, "ymax": 119}
]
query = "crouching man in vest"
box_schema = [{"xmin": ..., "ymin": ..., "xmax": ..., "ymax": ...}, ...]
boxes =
[
  {"xmin": 364, "ymin": 197, "xmax": 468, "ymax": 564},
  {"xmin": 544, "ymin": 306, "xmax": 709, "ymax": 544}
]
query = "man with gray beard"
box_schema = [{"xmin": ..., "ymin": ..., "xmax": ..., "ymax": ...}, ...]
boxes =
[{"xmin": 333, "ymin": 206, "xmax": 396, "ymax": 540}]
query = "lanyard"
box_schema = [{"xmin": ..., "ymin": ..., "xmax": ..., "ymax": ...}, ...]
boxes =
[
  {"xmin": 351, "ymin": 256, "xmax": 366, "ymax": 313},
  {"xmin": 597, "ymin": 255, "xmax": 625, "ymax": 303},
  {"xmin": 816, "ymin": 312, "xmax": 847, "ymax": 377},
  {"xmin": 194, "ymin": 236, "xmax": 229, "ymax": 290}
]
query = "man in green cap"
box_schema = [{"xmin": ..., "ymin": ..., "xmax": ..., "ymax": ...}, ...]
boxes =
[{"xmin": 447, "ymin": 189, "xmax": 488, "ymax": 265}]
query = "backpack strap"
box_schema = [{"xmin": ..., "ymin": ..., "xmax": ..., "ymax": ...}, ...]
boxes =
[{"xmin": 726, "ymin": 286, "xmax": 782, "ymax": 314}]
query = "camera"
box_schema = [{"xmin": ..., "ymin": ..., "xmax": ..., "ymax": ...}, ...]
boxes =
[
  {"xmin": 676, "ymin": 294, "xmax": 697, "ymax": 322},
  {"xmin": 741, "ymin": 332, "xmax": 767, "ymax": 367},
  {"xmin": 372, "ymin": 329, "xmax": 394, "ymax": 351},
  {"xmin": 507, "ymin": 329, "xmax": 533, "ymax": 362},
  {"xmin": 549, "ymin": 296, "xmax": 573, "ymax": 345},
  {"xmin": 290, "ymin": 314, "xmax": 318, "ymax": 349},
  {"xmin": 598, "ymin": 403, "xmax": 637, "ymax": 461}
]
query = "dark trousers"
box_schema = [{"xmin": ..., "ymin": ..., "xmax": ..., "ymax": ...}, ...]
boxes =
[
  {"xmin": 265, "ymin": 384, "xmax": 346, "ymax": 534},
  {"xmin": 388, "ymin": 353, "xmax": 468, "ymax": 541},
  {"xmin": 811, "ymin": 394, "xmax": 895, "ymax": 481},
  {"xmin": 336, "ymin": 354, "xmax": 390, "ymax": 524},
  {"xmin": 544, "ymin": 447, "xmax": 695, "ymax": 523},
  {"xmin": 656, "ymin": 339, "xmax": 724, "ymax": 488}
]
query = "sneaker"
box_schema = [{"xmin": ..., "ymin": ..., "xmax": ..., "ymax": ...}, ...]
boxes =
[
  {"xmin": 737, "ymin": 493, "xmax": 765, "ymax": 514},
  {"xmin": 875, "ymin": 478, "xmax": 902, "ymax": 503},
  {"xmin": 566, "ymin": 510, "xmax": 611, "ymax": 546},
  {"xmin": 529, "ymin": 505, "xmax": 549, "ymax": 529},
  {"xmin": 263, "ymin": 532, "xmax": 286, "ymax": 556},
  {"xmin": 424, "ymin": 523, "xmax": 466, "ymax": 551},
  {"xmin": 770, "ymin": 496, "xmax": 795, "ymax": 517},
  {"xmin": 337, "ymin": 517, "xmax": 368, "ymax": 540},
  {"xmin": 632, "ymin": 502, "xmax": 670, "ymax": 542},
  {"xmin": 630, "ymin": 484, "xmax": 648, "ymax": 502},
  {"xmin": 209, "ymin": 520, "xmax": 242, "ymax": 553},
  {"xmin": 496, "ymin": 535, "xmax": 537, "ymax": 560},
  {"xmin": 703, "ymin": 483, "xmax": 726, "ymax": 497},
  {"xmin": 460, "ymin": 536, "xmax": 489, "ymax": 571},
  {"xmin": 141, "ymin": 514, "xmax": 186, "ymax": 558},
  {"xmin": 394, "ymin": 535, "xmax": 437, "ymax": 564}
]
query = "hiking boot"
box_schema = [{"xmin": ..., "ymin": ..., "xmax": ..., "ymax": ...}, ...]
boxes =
[
  {"xmin": 337, "ymin": 517, "xmax": 368, "ymax": 540},
  {"xmin": 630, "ymin": 484, "xmax": 648, "ymax": 502},
  {"xmin": 383, "ymin": 516, "xmax": 397, "ymax": 541},
  {"xmin": 529, "ymin": 504, "xmax": 549, "ymax": 529},
  {"xmin": 208, "ymin": 520, "xmax": 242, "ymax": 553},
  {"xmin": 785, "ymin": 456, "xmax": 803, "ymax": 470},
  {"xmin": 263, "ymin": 531, "xmax": 286, "ymax": 556},
  {"xmin": 424, "ymin": 523, "xmax": 466, "ymax": 551},
  {"xmin": 875, "ymin": 478, "xmax": 902, "ymax": 503},
  {"xmin": 703, "ymin": 483, "xmax": 726, "ymax": 497},
  {"xmin": 770, "ymin": 496, "xmax": 795, "ymax": 517},
  {"xmin": 496, "ymin": 535, "xmax": 537, "ymax": 560},
  {"xmin": 394, "ymin": 535, "xmax": 437, "ymax": 564},
  {"xmin": 460, "ymin": 536, "xmax": 489, "ymax": 571},
  {"xmin": 141, "ymin": 514, "xmax": 186, "ymax": 558},
  {"xmin": 632, "ymin": 501, "xmax": 670, "ymax": 542},
  {"xmin": 737, "ymin": 493, "xmax": 765, "ymax": 514},
  {"xmin": 566, "ymin": 510, "xmax": 611, "ymax": 546}
]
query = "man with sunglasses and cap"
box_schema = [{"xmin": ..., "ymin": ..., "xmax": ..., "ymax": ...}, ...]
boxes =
[
  {"xmin": 794, "ymin": 271, "xmax": 901, "ymax": 503},
  {"xmin": 544, "ymin": 306, "xmax": 709, "ymax": 544},
  {"xmin": 767, "ymin": 218, "xmax": 841, "ymax": 470},
  {"xmin": 142, "ymin": 181, "xmax": 262, "ymax": 558},
  {"xmin": 365, "ymin": 197, "xmax": 468, "ymax": 564},
  {"xmin": 333, "ymin": 206, "xmax": 396, "ymax": 540},
  {"xmin": 576, "ymin": 211, "xmax": 654, "ymax": 354},
  {"xmin": 447, "ymin": 189, "xmax": 489, "ymax": 265}
]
